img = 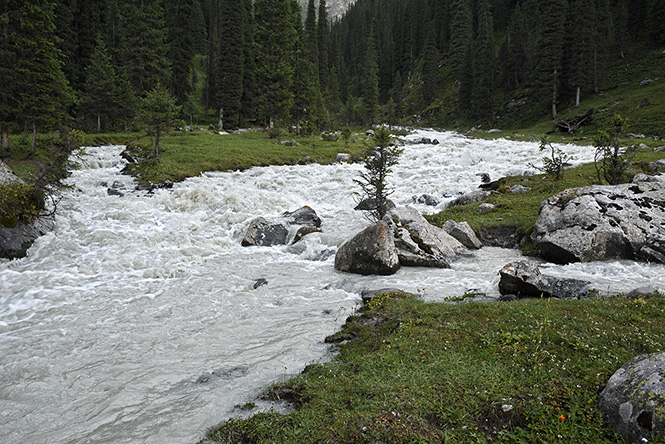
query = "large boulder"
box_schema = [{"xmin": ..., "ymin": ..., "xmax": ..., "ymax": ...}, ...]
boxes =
[
  {"xmin": 388, "ymin": 206, "xmax": 465, "ymax": 268},
  {"xmin": 282, "ymin": 206, "xmax": 322, "ymax": 228},
  {"xmin": 354, "ymin": 198, "xmax": 396, "ymax": 212},
  {"xmin": 0, "ymin": 160, "xmax": 26, "ymax": 185},
  {"xmin": 498, "ymin": 261, "xmax": 596, "ymax": 299},
  {"xmin": 599, "ymin": 351, "xmax": 665, "ymax": 443},
  {"xmin": 241, "ymin": 217, "xmax": 289, "ymax": 247},
  {"xmin": 0, "ymin": 215, "xmax": 55, "ymax": 260},
  {"xmin": 531, "ymin": 178, "xmax": 665, "ymax": 264},
  {"xmin": 334, "ymin": 221, "xmax": 400, "ymax": 275},
  {"xmin": 443, "ymin": 220, "xmax": 482, "ymax": 249}
]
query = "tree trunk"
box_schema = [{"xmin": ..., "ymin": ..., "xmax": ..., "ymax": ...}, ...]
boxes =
[
  {"xmin": 218, "ymin": 107, "xmax": 224, "ymax": 130},
  {"xmin": 1, "ymin": 123, "xmax": 8, "ymax": 149},
  {"xmin": 551, "ymin": 69, "xmax": 558, "ymax": 119},
  {"xmin": 575, "ymin": 86, "xmax": 581, "ymax": 108},
  {"xmin": 154, "ymin": 128, "xmax": 160, "ymax": 163},
  {"xmin": 97, "ymin": 113, "xmax": 101, "ymax": 132},
  {"xmin": 31, "ymin": 121, "xmax": 37, "ymax": 155}
]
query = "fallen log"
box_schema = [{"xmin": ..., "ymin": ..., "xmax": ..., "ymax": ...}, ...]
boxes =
[{"xmin": 553, "ymin": 108, "xmax": 596, "ymax": 134}]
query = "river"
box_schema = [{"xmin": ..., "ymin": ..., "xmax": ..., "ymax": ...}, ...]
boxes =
[{"xmin": 1, "ymin": 129, "xmax": 664, "ymax": 443}]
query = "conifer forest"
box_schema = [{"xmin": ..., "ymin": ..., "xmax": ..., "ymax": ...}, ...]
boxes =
[{"xmin": 1, "ymin": 0, "xmax": 664, "ymax": 142}]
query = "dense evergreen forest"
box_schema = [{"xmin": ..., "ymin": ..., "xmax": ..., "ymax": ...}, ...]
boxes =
[{"xmin": 1, "ymin": 0, "xmax": 664, "ymax": 146}]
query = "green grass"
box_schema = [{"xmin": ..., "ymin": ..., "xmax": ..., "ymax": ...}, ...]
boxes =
[
  {"xmin": 200, "ymin": 292, "xmax": 665, "ymax": 443},
  {"xmin": 425, "ymin": 145, "xmax": 665, "ymax": 245},
  {"xmin": 118, "ymin": 129, "xmax": 369, "ymax": 184}
]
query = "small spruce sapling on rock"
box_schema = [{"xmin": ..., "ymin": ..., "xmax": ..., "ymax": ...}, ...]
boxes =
[{"xmin": 354, "ymin": 126, "xmax": 402, "ymax": 221}]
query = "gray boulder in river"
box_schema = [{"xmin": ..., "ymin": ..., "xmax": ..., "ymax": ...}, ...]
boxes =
[
  {"xmin": 0, "ymin": 215, "xmax": 55, "ymax": 260},
  {"xmin": 531, "ymin": 175, "xmax": 665, "ymax": 264},
  {"xmin": 598, "ymin": 351, "xmax": 665, "ymax": 443},
  {"xmin": 334, "ymin": 221, "xmax": 400, "ymax": 275},
  {"xmin": 388, "ymin": 206, "xmax": 465, "ymax": 268},
  {"xmin": 241, "ymin": 217, "xmax": 289, "ymax": 247},
  {"xmin": 498, "ymin": 260, "xmax": 596, "ymax": 299}
]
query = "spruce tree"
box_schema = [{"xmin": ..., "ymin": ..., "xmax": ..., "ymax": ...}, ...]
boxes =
[
  {"xmin": 139, "ymin": 83, "xmax": 181, "ymax": 162},
  {"xmin": 565, "ymin": 0, "xmax": 596, "ymax": 108},
  {"xmin": 472, "ymin": 0, "xmax": 496, "ymax": 120},
  {"xmin": 14, "ymin": 0, "xmax": 73, "ymax": 152},
  {"xmin": 121, "ymin": 0, "xmax": 171, "ymax": 98},
  {"xmin": 165, "ymin": 0, "xmax": 205, "ymax": 107},
  {"xmin": 532, "ymin": 0, "xmax": 567, "ymax": 119},
  {"xmin": 254, "ymin": 0, "xmax": 297, "ymax": 127},
  {"xmin": 240, "ymin": 0, "xmax": 257, "ymax": 122},
  {"xmin": 0, "ymin": 0, "xmax": 21, "ymax": 149},
  {"xmin": 360, "ymin": 31, "xmax": 380, "ymax": 125},
  {"xmin": 449, "ymin": 0, "xmax": 473, "ymax": 111},
  {"xmin": 317, "ymin": 0, "xmax": 331, "ymax": 93},
  {"xmin": 216, "ymin": 0, "xmax": 246, "ymax": 129},
  {"xmin": 648, "ymin": 0, "xmax": 665, "ymax": 44},
  {"xmin": 421, "ymin": 25, "xmax": 440, "ymax": 105},
  {"xmin": 82, "ymin": 36, "xmax": 124, "ymax": 132}
]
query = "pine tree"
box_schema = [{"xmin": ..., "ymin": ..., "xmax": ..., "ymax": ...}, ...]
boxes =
[
  {"xmin": 421, "ymin": 25, "xmax": 440, "ymax": 105},
  {"xmin": 14, "ymin": 0, "xmax": 74, "ymax": 152},
  {"xmin": 0, "ymin": 0, "xmax": 21, "ymax": 149},
  {"xmin": 532, "ymin": 0, "xmax": 567, "ymax": 119},
  {"xmin": 360, "ymin": 31, "xmax": 380, "ymax": 125},
  {"xmin": 502, "ymin": 2, "xmax": 527, "ymax": 88},
  {"xmin": 317, "ymin": 0, "xmax": 331, "ymax": 93},
  {"xmin": 216, "ymin": 0, "xmax": 246, "ymax": 129},
  {"xmin": 165, "ymin": 0, "xmax": 205, "ymax": 107},
  {"xmin": 121, "ymin": 0, "xmax": 171, "ymax": 98},
  {"xmin": 648, "ymin": 0, "xmax": 665, "ymax": 44},
  {"xmin": 472, "ymin": 0, "xmax": 496, "ymax": 120},
  {"xmin": 139, "ymin": 83, "xmax": 181, "ymax": 162},
  {"xmin": 82, "ymin": 36, "xmax": 124, "ymax": 132},
  {"xmin": 565, "ymin": 0, "xmax": 596, "ymax": 108},
  {"xmin": 240, "ymin": 0, "xmax": 257, "ymax": 122},
  {"xmin": 254, "ymin": 0, "xmax": 297, "ymax": 127},
  {"xmin": 449, "ymin": 0, "xmax": 473, "ymax": 111}
]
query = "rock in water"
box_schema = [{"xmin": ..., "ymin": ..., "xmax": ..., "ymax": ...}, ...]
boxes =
[
  {"xmin": 241, "ymin": 217, "xmax": 288, "ymax": 247},
  {"xmin": 0, "ymin": 215, "xmax": 55, "ymax": 260},
  {"xmin": 531, "ymin": 178, "xmax": 665, "ymax": 264},
  {"xmin": 282, "ymin": 206, "xmax": 322, "ymax": 228},
  {"xmin": 599, "ymin": 351, "xmax": 665, "ymax": 443},
  {"xmin": 389, "ymin": 206, "xmax": 465, "ymax": 268},
  {"xmin": 498, "ymin": 261, "xmax": 595, "ymax": 299},
  {"xmin": 334, "ymin": 221, "xmax": 400, "ymax": 275},
  {"xmin": 443, "ymin": 220, "xmax": 482, "ymax": 249}
]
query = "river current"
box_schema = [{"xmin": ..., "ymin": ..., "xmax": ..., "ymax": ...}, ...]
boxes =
[{"xmin": 1, "ymin": 129, "xmax": 664, "ymax": 443}]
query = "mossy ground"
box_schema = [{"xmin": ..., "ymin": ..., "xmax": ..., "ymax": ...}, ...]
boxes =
[{"xmin": 200, "ymin": 292, "xmax": 665, "ymax": 444}]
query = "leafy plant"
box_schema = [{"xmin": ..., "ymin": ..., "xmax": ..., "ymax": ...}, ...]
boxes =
[
  {"xmin": 528, "ymin": 136, "xmax": 571, "ymax": 180},
  {"xmin": 593, "ymin": 114, "xmax": 635, "ymax": 185},
  {"xmin": 353, "ymin": 126, "xmax": 403, "ymax": 221}
]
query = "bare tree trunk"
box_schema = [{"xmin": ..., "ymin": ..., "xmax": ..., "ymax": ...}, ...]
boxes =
[
  {"xmin": 575, "ymin": 86, "xmax": 581, "ymax": 108},
  {"xmin": 218, "ymin": 107, "xmax": 224, "ymax": 130},
  {"xmin": 97, "ymin": 114, "xmax": 101, "ymax": 132},
  {"xmin": 154, "ymin": 128, "xmax": 160, "ymax": 163},
  {"xmin": 1, "ymin": 123, "xmax": 8, "ymax": 149},
  {"xmin": 551, "ymin": 69, "xmax": 558, "ymax": 119},
  {"xmin": 31, "ymin": 121, "xmax": 37, "ymax": 155}
]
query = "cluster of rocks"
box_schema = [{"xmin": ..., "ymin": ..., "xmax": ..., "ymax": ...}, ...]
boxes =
[
  {"xmin": 406, "ymin": 137, "xmax": 440, "ymax": 145},
  {"xmin": 333, "ymin": 205, "xmax": 482, "ymax": 275},
  {"xmin": 241, "ymin": 206, "xmax": 323, "ymax": 247}
]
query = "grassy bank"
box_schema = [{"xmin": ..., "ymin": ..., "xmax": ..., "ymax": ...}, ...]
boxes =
[
  {"xmin": 199, "ymin": 291, "xmax": 665, "ymax": 443},
  {"xmin": 426, "ymin": 143, "xmax": 665, "ymax": 248},
  {"xmin": 111, "ymin": 129, "xmax": 369, "ymax": 184}
]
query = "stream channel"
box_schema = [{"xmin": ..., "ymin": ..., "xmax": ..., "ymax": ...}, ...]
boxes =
[{"xmin": 2, "ymin": 129, "xmax": 664, "ymax": 443}]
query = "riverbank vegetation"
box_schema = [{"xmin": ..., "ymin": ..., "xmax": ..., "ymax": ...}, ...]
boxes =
[{"xmin": 199, "ymin": 291, "xmax": 665, "ymax": 443}]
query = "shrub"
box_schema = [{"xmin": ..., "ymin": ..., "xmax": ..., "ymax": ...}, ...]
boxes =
[
  {"xmin": 593, "ymin": 114, "xmax": 636, "ymax": 185},
  {"xmin": 529, "ymin": 136, "xmax": 571, "ymax": 180}
]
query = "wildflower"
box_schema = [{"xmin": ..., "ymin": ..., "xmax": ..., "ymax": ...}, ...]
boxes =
[{"xmin": 559, "ymin": 414, "xmax": 566, "ymax": 420}]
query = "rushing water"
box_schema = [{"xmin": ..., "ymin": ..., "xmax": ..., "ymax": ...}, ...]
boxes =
[{"xmin": 1, "ymin": 130, "xmax": 664, "ymax": 444}]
